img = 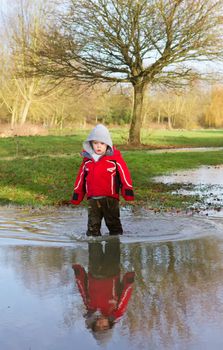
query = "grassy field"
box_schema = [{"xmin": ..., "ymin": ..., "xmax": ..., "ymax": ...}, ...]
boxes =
[
  {"xmin": 1, "ymin": 128, "xmax": 223, "ymax": 158},
  {"xmin": 0, "ymin": 128, "xmax": 223, "ymax": 210}
]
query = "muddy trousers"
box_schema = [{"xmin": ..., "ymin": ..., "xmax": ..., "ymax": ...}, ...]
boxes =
[{"xmin": 87, "ymin": 197, "xmax": 123, "ymax": 236}]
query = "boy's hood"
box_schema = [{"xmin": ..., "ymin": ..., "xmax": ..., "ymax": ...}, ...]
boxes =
[{"xmin": 83, "ymin": 124, "xmax": 113, "ymax": 156}]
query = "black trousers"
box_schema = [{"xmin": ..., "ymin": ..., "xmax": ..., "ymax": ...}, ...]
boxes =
[
  {"xmin": 88, "ymin": 239, "xmax": 121, "ymax": 277},
  {"xmin": 87, "ymin": 197, "xmax": 123, "ymax": 236}
]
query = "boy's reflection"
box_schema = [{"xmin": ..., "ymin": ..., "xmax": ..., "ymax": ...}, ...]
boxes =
[{"xmin": 73, "ymin": 238, "xmax": 134, "ymax": 334}]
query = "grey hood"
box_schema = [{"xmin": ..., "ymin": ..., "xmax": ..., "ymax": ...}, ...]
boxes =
[{"xmin": 83, "ymin": 124, "xmax": 113, "ymax": 156}]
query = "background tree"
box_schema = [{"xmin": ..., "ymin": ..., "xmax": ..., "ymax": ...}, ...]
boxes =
[
  {"xmin": 0, "ymin": 0, "xmax": 50, "ymax": 126},
  {"xmin": 151, "ymin": 89, "xmax": 202, "ymax": 130},
  {"xmin": 205, "ymin": 86, "xmax": 223, "ymax": 127},
  {"xmin": 24, "ymin": 0, "xmax": 223, "ymax": 144}
]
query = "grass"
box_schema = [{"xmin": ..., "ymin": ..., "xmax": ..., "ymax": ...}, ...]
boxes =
[
  {"xmin": 0, "ymin": 128, "xmax": 223, "ymax": 209},
  {"xmin": 140, "ymin": 129, "xmax": 223, "ymax": 148},
  {"xmin": 1, "ymin": 128, "xmax": 223, "ymax": 159}
]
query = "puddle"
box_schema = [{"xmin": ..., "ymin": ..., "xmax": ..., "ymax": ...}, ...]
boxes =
[
  {"xmin": 154, "ymin": 165, "xmax": 223, "ymax": 185},
  {"xmin": 0, "ymin": 206, "xmax": 223, "ymax": 246},
  {"xmin": 0, "ymin": 206, "xmax": 223, "ymax": 349},
  {"xmin": 153, "ymin": 165, "xmax": 223, "ymax": 216}
]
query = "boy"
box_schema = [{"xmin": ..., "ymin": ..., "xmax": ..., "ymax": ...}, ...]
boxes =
[
  {"xmin": 71, "ymin": 124, "xmax": 134, "ymax": 236},
  {"xmin": 73, "ymin": 238, "xmax": 135, "ymax": 334}
]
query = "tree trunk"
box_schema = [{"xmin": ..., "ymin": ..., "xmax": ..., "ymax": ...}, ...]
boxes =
[
  {"xmin": 157, "ymin": 110, "xmax": 161, "ymax": 124},
  {"xmin": 20, "ymin": 99, "xmax": 32, "ymax": 125},
  {"xmin": 167, "ymin": 115, "xmax": 172, "ymax": 130},
  {"xmin": 129, "ymin": 81, "xmax": 148, "ymax": 145},
  {"xmin": 19, "ymin": 80, "xmax": 34, "ymax": 125},
  {"xmin": 11, "ymin": 108, "xmax": 16, "ymax": 128}
]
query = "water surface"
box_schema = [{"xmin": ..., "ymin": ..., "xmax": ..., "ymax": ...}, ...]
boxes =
[
  {"xmin": 0, "ymin": 207, "xmax": 223, "ymax": 350},
  {"xmin": 153, "ymin": 165, "xmax": 223, "ymax": 216}
]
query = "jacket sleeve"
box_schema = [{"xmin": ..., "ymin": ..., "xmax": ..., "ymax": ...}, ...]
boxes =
[
  {"xmin": 72, "ymin": 264, "xmax": 88, "ymax": 308},
  {"xmin": 70, "ymin": 161, "xmax": 86, "ymax": 205},
  {"xmin": 113, "ymin": 271, "xmax": 135, "ymax": 320},
  {"xmin": 116, "ymin": 154, "xmax": 134, "ymax": 201}
]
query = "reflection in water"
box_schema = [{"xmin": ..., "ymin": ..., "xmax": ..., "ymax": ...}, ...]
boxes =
[
  {"xmin": 153, "ymin": 165, "xmax": 223, "ymax": 185},
  {"xmin": 73, "ymin": 238, "xmax": 135, "ymax": 345},
  {"xmin": 0, "ymin": 229, "xmax": 223, "ymax": 349},
  {"xmin": 124, "ymin": 238, "xmax": 223, "ymax": 349},
  {"xmin": 153, "ymin": 165, "xmax": 223, "ymax": 216}
]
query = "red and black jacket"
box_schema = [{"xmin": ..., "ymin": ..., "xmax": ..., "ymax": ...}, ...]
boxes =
[
  {"xmin": 71, "ymin": 147, "xmax": 134, "ymax": 205},
  {"xmin": 73, "ymin": 264, "xmax": 135, "ymax": 320}
]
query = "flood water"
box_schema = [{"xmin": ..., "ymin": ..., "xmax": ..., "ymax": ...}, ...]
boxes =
[
  {"xmin": 154, "ymin": 165, "xmax": 223, "ymax": 216},
  {"xmin": 1, "ymin": 206, "xmax": 223, "ymax": 350}
]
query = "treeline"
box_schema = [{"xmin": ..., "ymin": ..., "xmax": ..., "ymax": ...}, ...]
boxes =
[{"xmin": 0, "ymin": 78, "xmax": 223, "ymax": 129}]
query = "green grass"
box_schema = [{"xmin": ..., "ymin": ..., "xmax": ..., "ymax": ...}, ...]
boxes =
[
  {"xmin": 140, "ymin": 129, "xmax": 223, "ymax": 148},
  {"xmin": 0, "ymin": 129, "xmax": 223, "ymax": 209},
  {"xmin": 1, "ymin": 129, "xmax": 223, "ymax": 159},
  {"xmin": 0, "ymin": 149, "xmax": 222, "ymax": 208},
  {"xmin": 0, "ymin": 134, "xmax": 86, "ymax": 158}
]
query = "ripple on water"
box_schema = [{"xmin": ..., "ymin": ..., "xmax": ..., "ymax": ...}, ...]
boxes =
[{"xmin": 0, "ymin": 207, "xmax": 223, "ymax": 247}]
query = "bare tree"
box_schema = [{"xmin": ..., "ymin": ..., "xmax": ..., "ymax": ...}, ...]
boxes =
[
  {"xmin": 205, "ymin": 85, "xmax": 223, "ymax": 127},
  {"xmin": 0, "ymin": 0, "xmax": 47, "ymax": 126},
  {"xmin": 1, "ymin": 0, "xmax": 75, "ymax": 127},
  {"xmin": 26, "ymin": 0, "xmax": 223, "ymax": 144}
]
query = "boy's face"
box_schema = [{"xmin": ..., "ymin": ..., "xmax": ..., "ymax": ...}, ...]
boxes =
[
  {"xmin": 94, "ymin": 316, "xmax": 110, "ymax": 331},
  {"xmin": 92, "ymin": 141, "xmax": 107, "ymax": 155}
]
